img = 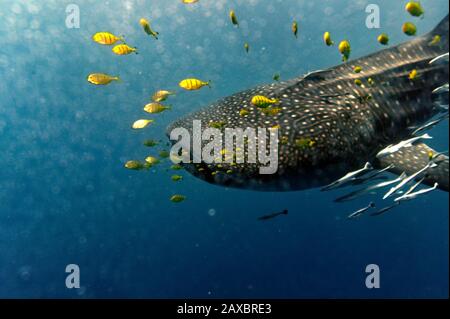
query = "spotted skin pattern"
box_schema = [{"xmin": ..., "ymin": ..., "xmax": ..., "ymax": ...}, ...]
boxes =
[{"xmin": 167, "ymin": 15, "xmax": 449, "ymax": 192}]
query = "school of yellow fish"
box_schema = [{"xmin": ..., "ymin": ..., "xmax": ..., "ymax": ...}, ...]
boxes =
[{"xmin": 86, "ymin": 1, "xmax": 432, "ymax": 203}]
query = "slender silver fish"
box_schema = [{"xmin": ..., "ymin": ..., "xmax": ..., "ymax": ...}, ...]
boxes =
[
  {"xmin": 411, "ymin": 114, "xmax": 449, "ymax": 135},
  {"xmin": 335, "ymin": 172, "xmax": 407, "ymax": 202},
  {"xmin": 376, "ymin": 134, "xmax": 433, "ymax": 158},
  {"xmin": 322, "ymin": 162, "xmax": 373, "ymax": 191},
  {"xmin": 383, "ymin": 162, "xmax": 437, "ymax": 199},
  {"xmin": 394, "ymin": 183, "xmax": 439, "ymax": 202},
  {"xmin": 347, "ymin": 202, "xmax": 375, "ymax": 219}
]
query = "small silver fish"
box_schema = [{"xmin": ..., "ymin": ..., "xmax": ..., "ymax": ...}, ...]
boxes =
[
  {"xmin": 432, "ymin": 83, "xmax": 449, "ymax": 94},
  {"xmin": 383, "ymin": 162, "xmax": 437, "ymax": 199},
  {"xmin": 394, "ymin": 183, "xmax": 439, "ymax": 202},
  {"xmin": 376, "ymin": 133, "xmax": 432, "ymax": 158},
  {"xmin": 411, "ymin": 114, "xmax": 449, "ymax": 135},
  {"xmin": 347, "ymin": 202, "xmax": 375, "ymax": 219},
  {"xmin": 322, "ymin": 162, "xmax": 373, "ymax": 191},
  {"xmin": 429, "ymin": 52, "xmax": 449, "ymax": 64},
  {"xmin": 335, "ymin": 172, "xmax": 407, "ymax": 202}
]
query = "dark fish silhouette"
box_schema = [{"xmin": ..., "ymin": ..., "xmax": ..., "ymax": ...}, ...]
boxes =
[
  {"xmin": 371, "ymin": 202, "xmax": 400, "ymax": 216},
  {"xmin": 258, "ymin": 209, "xmax": 288, "ymax": 221}
]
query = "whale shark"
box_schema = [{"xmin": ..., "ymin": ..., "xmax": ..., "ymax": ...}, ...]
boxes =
[{"xmin": 167, "ymin": 15, "xmax": 449, "ymax": 192}]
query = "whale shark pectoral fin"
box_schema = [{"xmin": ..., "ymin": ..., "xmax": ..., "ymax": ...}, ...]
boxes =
[{"xmin": 373, "ymin": 142, "xmax": 449, "ymax": 192}]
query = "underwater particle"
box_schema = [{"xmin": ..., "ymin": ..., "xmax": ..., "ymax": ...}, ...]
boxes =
[
  {"xmin": 182, "ymin": 0, "xmax": 199, "ymax": 3},
  {"xmin": 377, "ymin": 33, "xmax": 389, "ymax": 45},
  {"xmin": 208, "ymin": 121, "xmax": 226, "ymax": 129},
  {"xmin": 251, "ymin": 95, "xmax": 279, "ymax": 108},
  {"xmin": 170, "ymin": 194, "xmax": 186, "ymax": 203},
  {"xmin": 244, "ymin": 42, "xmax": 250, "ymax": 53},
  {"xmin": 171, "ymin": 164, "xmax": 183, "ymax": 170},
  {"xmin": 152, "ymin": 90, "xmax": 175, "ymax": 102},
  {"xmin": 139, "ymin": 18, "xmax": 159, "ymax": 39},
  {"xmin": 92, "ymin": 32, "xmax": 124, "ymax": 45},
  {"xmin": 368, "ymin": 78, "xmax": 375, "ymax": 85},
  {"xmin": 144, "ymin": 102, "xmax": 171, "ymax": 114},
  {"xmin": 405, "ymin": 1, "xmax": 424, "ymax": 18},
  {"xmin": 179, "ymin": 78, "xmax": 211, "ymax": 90},
  {"xmin": 338, "ymin": 40, "xmax": 351, "ymax": 62},
  {"xmin": 353, "ymin": 66, "xmax": 362, "ymax": 73},
  {"xmin": 295, "ymin": 138, "xmax": 316, "ymax": 149},
  {"xmin": 292, "ymin": 21, "xmax": 298, "ymax": 38},
  {"xmin": 112, "ymin": 44, "xmax": 138, "ymax": 55},
  {"xmin": 145, "ymin": 156, "xmax": 160, "ymax": 165},
  {"xmin": 171, "ymin": 175, "xmax": 183, "ymax": 182},
  {"xmin": 132, "ymin": 119, "xmax": 154, "ymax": 129},
  {"xmin": 409, "ymin": 69, "xmax": 418, "ymax": 80},
  {"xmin": 125, "ymin": 160, "xmax": 145, "ymax": 170},
  {"xmin": 402, "ymin": 22, "xmax": 417, "ymax": 36},
  {"xmin": 323, "ymin": 32, "xmax": 334, "ymax": 46},
  {"xmin": 18, "ymin": 266, "xmax": 32, "ymax": 281},
  {"xmin": 354, "ymin": 79, "xmax": 362, "ymax": 86},
  {"xmin": 239, "ymin": 109, "xmax": 249, "ymax": 116},
  {"xmin": 229, "ymin": 10, "xmax": 239, "ymax": 27},
  {"xmin": 159, "ymin": 150, "xmax": 170, "ymax": 158},
  {"xmin": 429, "ymin": 35, "xmax": 441, "ymax": 46},
  {"xmin": 273, "ymin": 73, "xmax": 281, "ymax": 81},
  {"xmin": 87, "ymin": 73, "xmax": 120, "ymax": 85},
  {"xmin": 208, "ymin": 208, "xmax": 216, "ymax": 216},
  {"xmin": 143, "ymin": 139, "xmax": 159, "ymax": 147}
]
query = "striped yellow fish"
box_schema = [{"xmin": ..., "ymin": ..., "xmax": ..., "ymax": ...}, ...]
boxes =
[
  {"xmin": 251, "ymin": 95, "xmax": 279, "ymax": 108},
  {"xmin": 87, "ymin": 73, "xmax": 120, "ymax": 85},
  {"xmin": 112, "ymin": 44, "xmax": 138, "ymax": 55},
  {"xmin": 179, "ymin": 78, "xmax": 211, "ymax": 91},
  {"xmin": 92, "ymin": 32, "xmax": 123, "ymax": 45}
]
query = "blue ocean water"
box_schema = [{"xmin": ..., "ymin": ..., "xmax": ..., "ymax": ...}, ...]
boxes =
[{"xmin": 0, "ymin": 0, "xmax": 448, "ymax": 298}]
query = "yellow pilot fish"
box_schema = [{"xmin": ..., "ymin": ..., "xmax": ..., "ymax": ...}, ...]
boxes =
[
  {"xmin": 323, "ymin": 32, "xmax": 334, "ymax": 46},
  {"xmin": 409, "ymin": 69, "xmax": 418, "ymax": 80},
  {"xmin": 152, "ymin": 90, "xmax": 175, "ymax": 102},
  {"xmin": 92, "ymin": 32, "xmax": 124, "ymax": 45},
  {"xmin": 292, "ymin": 21, "xmax": 298, "ymax": 38},
  {"xmin": 179, "ymin": 78, "xmax": 211, "ymax": 90},
  {"xmin": 139, "ymin": 18, "xmax": 159, "ymax": 39},
  {"xmin": 144, "ymin": 102, "xmax": 171, "ymax": 114},
  {"xmin": 251, "ymin": 95, "xmax": 279, "ymax": 108},
  {"xmin": 338, "ymin": 40, "xmax": 351, "ymax": 61},
  {"xmin": 112, "ymin": 44, "xmax": 138, "ymax": 55},
  {"xmin": 87, "ymin": 73, "xmax": 120, "ymax": 85},
  {"xmin": 230, "ymin": 10, "xmax": 239, "ymax": 27}
]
